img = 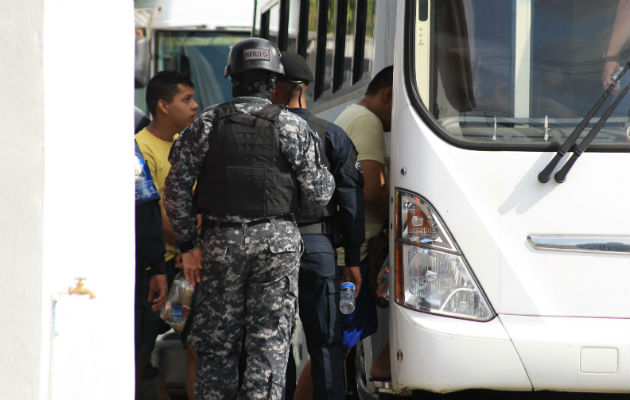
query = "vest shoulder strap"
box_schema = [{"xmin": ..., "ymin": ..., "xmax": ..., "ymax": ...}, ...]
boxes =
[
  {"xmin": 306, "ymin": 115, "xmax": 328, "ymax": 143},
  {"xmin": 306, "ymin": 115, "xmax": 332, "ymax": 167},
  {"xmin": 251, "ymin": 103, "xmax": 284, "ymax": 122},
  {"xmin": 214, "ymin": 102, "xmax": 239, "ymax": 120}
]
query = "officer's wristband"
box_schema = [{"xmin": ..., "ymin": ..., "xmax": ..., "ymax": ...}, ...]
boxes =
[
  {"xmin": 177, "ymin": 239, "xmax": 198, "ymax": 254},
  {"xmin": 344, "ymin": 246, "xmax": 361, "ymax": 267},
  {"xmin": 149, "ymin": 259, "xmax": 168, "ymax": 276}
]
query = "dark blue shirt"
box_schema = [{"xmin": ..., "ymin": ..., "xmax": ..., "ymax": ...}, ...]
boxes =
[
  {"xmin": 289, "ymin": 108, "xmax": 365, "ymax": 266},
  {"xmin": 135, "ymin": 140, "xmax": 167, "ymax": 276}
]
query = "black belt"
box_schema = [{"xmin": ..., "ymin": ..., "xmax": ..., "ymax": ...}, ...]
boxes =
[
  {"xmin": 204, "ymin": 215, "xmax": 294, "ymax": 229},
  {"xmin": 297, "ymin": 220, "xmax": 333, "ymax": 235}
]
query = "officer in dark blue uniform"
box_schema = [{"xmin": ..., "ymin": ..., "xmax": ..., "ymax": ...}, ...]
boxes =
[{"xmin": 272, "ymin": 52, "xmax": 365, "ymax": 400}]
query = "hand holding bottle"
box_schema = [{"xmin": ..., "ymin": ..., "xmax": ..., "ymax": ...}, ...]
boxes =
[{"xmin": 182, "ymin": 247, "xmax": 203, "ymax": 286}]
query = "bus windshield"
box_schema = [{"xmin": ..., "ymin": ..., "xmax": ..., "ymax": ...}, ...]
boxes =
[
  {"xmin": 156, "ymin": 31, "xmax": 249, "ymax": 111},
  {"xmin": 414, "ymin": 0, "xmax": 630, "ymax": 149}
]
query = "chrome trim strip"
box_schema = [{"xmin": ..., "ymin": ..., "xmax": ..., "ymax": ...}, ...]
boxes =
[{"xmin": 527, "ymin": 235, "xmax": 630, "ymax": 255}]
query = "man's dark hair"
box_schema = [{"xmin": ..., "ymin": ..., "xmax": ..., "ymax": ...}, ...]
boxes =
[
  {"xmin": 365, "ymin": 66, "xmax": 393, "ymax": 95},
  {"xmin": 145, "ymin": 70, "xmax": 194, "ymax": 116}
]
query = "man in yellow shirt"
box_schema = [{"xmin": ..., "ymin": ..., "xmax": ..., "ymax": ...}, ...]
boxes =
[
  {"xmin": 334, "ymin": 66, "xmax": 393, "ymax": 378},
  {"xmin": 137, "ymin": 71, "xmax": 198, "ymax": 267},
  {"xmin": 135, "ymin": 70, "xmax": 198, "ymax": 399}
]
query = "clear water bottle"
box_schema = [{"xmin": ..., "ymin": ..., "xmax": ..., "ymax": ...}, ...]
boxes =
[
  {"xmin": 339, "ymin": 281, "xmax": 356, "ymax": 315},
  {"xmin": 375, "ymin": 257, "xmax": 390, "ymax": 308},
  {"xmin": 160, "ymin": 273, "xmax": 195, "ymax": 331}
]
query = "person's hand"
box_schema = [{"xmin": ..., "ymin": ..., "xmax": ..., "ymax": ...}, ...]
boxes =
[
  {"xmin": 341, "ymin": 265, "xmax": 362, "ymax": 297},
  {"xmin": 174, "ymin": 252, "xmax": 183, "ymax": 269},
  {"xmin": 182, "ymin": 247, "xmax": 203, "ymax": 287},
  {"xmin": 602, "ymin": 60, "xmax": 621, "ymax": 92},
  {"xmin": 148, "ymin": 273, "xmax": 168, "ymax": 311}
]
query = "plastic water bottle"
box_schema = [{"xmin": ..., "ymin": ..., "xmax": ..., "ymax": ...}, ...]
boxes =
[
  {"xmin": 339, "ymin": 281, "xmax": 356, "ymax": 315},
  {"xmin": 160, "ymin": 273, "xmax": 195, "ymax": 331},
  {"xmin": 375, "ymin": 258, "xmax": 390, "ymax": 308}
]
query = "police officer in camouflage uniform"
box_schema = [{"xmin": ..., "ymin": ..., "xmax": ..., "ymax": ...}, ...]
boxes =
[
  {"xmin": 163, "ymin": 37, "xmax": 334, "ymax": 400},
  {"xmin": 271, "ymin": 52, "xmax": 365, "ymax": 400}
]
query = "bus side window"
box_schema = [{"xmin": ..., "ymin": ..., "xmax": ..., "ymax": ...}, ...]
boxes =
[
  {"xmin": 263, "ymin": 0, "xmax": 377, "ymax": 103},
  {"xmin": 336, "ymin": 0, "xmax": 375, "ymax": 89},
  {"xmin": 260, "ymin": 2, "xmax": 281, "ymax": 46},
  {"xmin": 260, "ymin": 10, "xmax": 270, "ymax": 39},
  {"xmin": 305, "ymin": 0, "xmax": 319, "ymax": 102},
  {"xmin": 358, "ymin": 0, "xmax": 375, "ymax": 84},
  {"xmin": 286, "ymin": 0, "xmax": 302, "ymax": 53}
]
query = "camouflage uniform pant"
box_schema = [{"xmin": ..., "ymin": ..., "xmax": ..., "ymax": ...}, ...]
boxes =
[{"xmin": 188, "ymin": 219, "xmax": 301, "ymax": 400}]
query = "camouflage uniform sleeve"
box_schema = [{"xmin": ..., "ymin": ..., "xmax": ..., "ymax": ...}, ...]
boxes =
[
  {"xmin": 278, "ymin": 110, "xmax": 335, "ymax": 205},
  {"xmin": 163, "ymin": 108, "xmax": 216, "ymax": 244}
]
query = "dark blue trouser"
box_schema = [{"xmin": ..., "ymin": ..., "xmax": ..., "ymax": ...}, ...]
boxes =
[{"xmin": 298, "ymin": 234, "xmax": 345, "ymax": 400}]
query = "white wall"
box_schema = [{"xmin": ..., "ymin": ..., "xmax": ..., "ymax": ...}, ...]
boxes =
[
  {"xmin": 0, "ymin": 1, "xmax": 45, "ymax": 399},
  {"xmin": 1, "ymin": 1, "xmax": 136, "ymax": 399}
]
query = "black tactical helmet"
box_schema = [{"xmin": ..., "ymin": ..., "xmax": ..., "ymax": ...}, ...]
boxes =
[{"xmin": 224, "ymin": 37, "xmax": 285, "ymax": 78}]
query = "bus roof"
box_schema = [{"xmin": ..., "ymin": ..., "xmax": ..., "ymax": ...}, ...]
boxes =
[{"xmin": 149, "ymin": 0, "xmax": 254, "ymax": 31}]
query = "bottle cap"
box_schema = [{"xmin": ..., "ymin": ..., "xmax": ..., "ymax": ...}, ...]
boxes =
[{"xmin": 341, "ymin": 281, "xmax": 355, "ymax": 290}]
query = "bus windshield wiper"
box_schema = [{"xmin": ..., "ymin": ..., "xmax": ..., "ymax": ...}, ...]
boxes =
[
  {"xmin": 553, "ymin": 83, "xmax": 629, "ymax": 182},
  {"xmin": 538, "ymin": 61, "xmax": 630, "ymax": 183}
]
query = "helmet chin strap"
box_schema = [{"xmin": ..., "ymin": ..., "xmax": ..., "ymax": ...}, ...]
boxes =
[{"xmin": 283, "ymin": 81, "xmax": 304, "ymax": 108}]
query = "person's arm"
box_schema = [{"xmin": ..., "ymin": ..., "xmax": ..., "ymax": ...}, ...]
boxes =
[
  {"xmin": 603, "ymin": 0, "xmax": 630, "ymax": 88},
  {"xmin": 340, "ymin": 265, "xmax": 362, "ymax": 297},
  {"xmin": 278, "ymin": 112, "xmax": 335, "ymax": 205},
  {"xmin": 160, "ymin": 207, "xmax": 178, "ymax": 244},
  {"xmin": 180, "ymin": 248, "xmax": 203, "ymax": 285},
  {"xmin": 141, "ymin": 151, "xmax": 179, "ymax": 248},
  {"xmin": 164, "ymin": 112, "xmax": 214, "ymax": 286},
  {"xmin": 328, "ymin": 126, "xmax": 366, "ymax": 294},
  {"xmin": 339, "ymin": 111, "xmax": 388, "ymax": 222},
  {"xmin": 147, "ymin": 274, "xmax": 168, "ymax": 311},
  {"xmin": 136, "ymin": 199, "xmax": 168, "ymax": 309},
  {"xmin": 360, "ymin": 159, "xmax": 388, "ymax": 222}
]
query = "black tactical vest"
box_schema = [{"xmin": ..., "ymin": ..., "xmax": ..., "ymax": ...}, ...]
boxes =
[
  {"xmin": 194, "ymin": 102, "xmax": 299, "ymax": 217},
  {"xmin": 294, "ymin": 115, "xmax": 336, "ymax": 224}
]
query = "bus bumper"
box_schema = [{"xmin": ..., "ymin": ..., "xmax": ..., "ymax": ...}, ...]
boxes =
[
  {"xmin": 500, "ymin": 314, "xmax": 630, "ymax": 393},
  {"xmin": 390, "ymin": 304, "xmax": 630, "ymax": 393},
  {"xmin": 390, "ymin": 303, "xmax": 531, "ymax": 393}
]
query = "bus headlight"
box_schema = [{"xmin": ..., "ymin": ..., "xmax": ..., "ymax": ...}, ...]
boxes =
[{"xmin": 395, "ymin": 189, "xmax": 495, "ymax": 321}]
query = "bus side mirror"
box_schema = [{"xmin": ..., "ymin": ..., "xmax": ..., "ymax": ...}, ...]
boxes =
[{"xmin": 135, "ymin": 36, "xmax": 150, "ymax": 88}]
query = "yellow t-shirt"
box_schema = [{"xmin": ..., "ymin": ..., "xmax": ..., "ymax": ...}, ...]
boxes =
[
  {"xmin": 136, "ymin": 128, "xmax": 177, "ymax": 262},
  {"xmin": 334, "ymin": 104, "xmax": 388, "ymax": 263}
]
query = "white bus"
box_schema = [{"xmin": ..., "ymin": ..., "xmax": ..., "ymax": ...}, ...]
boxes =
[{"xmin": 256, "ymin": 0, "xmax": 630, "ymax": 397}]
